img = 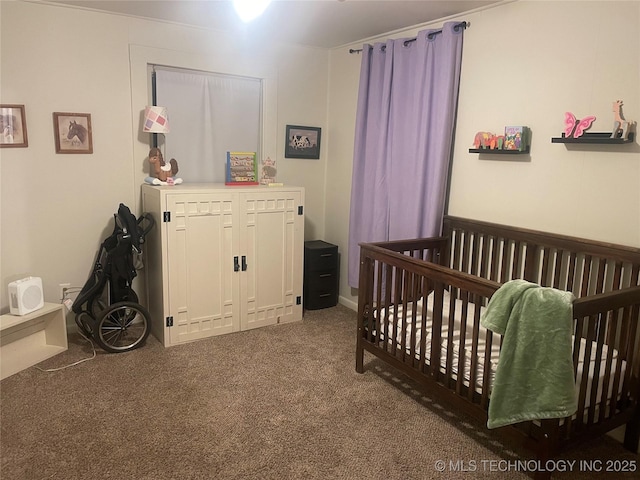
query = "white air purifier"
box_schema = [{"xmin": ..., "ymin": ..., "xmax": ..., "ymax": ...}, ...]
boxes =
[{"xmin": 8, "ymin": 276, "xmax": 44, "ymax": 316}]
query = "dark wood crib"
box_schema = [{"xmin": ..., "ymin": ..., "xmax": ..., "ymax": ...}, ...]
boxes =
[{"xmin": 356, "ymin": 216, "xmax": 640, "ymax": 479}]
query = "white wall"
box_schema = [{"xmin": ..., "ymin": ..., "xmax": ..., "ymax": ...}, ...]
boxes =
[
  {"xmin": 0, "ymin": 1, "xmax": 329, "ymax": 312},
  {"xmin": 327, "ymin": 1, "xmax": 640, "ymax": 309}
]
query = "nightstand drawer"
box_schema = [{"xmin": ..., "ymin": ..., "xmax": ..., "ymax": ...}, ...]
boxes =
[
  {"xmin": 305, "ymin": 291, "xmax": 338, "ymax": 310},
  {"xmin": 306, "ymin": 270, "xmax": 338, "ymax": 293},
  {"xmin": 304, "ymin": 241, "xmax": 338, "ymax": 272}
]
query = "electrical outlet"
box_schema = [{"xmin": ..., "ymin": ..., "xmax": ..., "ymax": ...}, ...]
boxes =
[{"xmin": 59, "ymin": 283, "xmax": 71, "ymax": 300}]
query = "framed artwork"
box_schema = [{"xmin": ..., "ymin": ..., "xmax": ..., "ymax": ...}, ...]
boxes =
[
  {"xmin": 53, "ymin": 112, "xmax": 93, "ymax": 154},
  {"xmin": 285, "ymin": 125, "xmax": 321, "ymax": 159},
  {"xmin": 0, "ymin": 104, "xmax": 28, "ymax": 148}
]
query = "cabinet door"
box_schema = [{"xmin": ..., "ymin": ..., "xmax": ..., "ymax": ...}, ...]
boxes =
[
  {"xmin": 239, "ymin": 190, "xmax": 303, "ymax": 330},
  {"xmin": 166, "ymin": 193, "xmax": 239, "ymax": 345}
]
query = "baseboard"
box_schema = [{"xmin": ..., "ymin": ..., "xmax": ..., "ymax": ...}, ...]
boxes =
[{"xmin": 338, "ymin": 296, "xmax": 357, "ymax": 311}]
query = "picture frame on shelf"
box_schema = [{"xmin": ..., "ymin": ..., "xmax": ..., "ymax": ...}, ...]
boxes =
[
  {"xmin": 0, "ymin": 104, "xmax": 28, "ymax": 148},
  {"xmin": 285, "ymin": 125, "xmax": 321, "ymax": 159},
  {"xmin": 53, "ymin": 112, "xmax": 93, "ymax": 154}
]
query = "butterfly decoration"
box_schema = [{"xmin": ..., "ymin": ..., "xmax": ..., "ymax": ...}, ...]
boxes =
[{"xmin": 564, "ymin": 112, "xmax": 596, "ymax": 138}]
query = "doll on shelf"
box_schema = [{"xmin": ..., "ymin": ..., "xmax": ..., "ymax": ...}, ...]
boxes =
[{"xmin": 144, "ymin": 147, "xmax": 183, "ymax": 185}]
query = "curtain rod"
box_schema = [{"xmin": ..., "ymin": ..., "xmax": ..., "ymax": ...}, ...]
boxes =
[{"xmin": 348, "ymin": 21, "xmax": 468, "ymax": 54}]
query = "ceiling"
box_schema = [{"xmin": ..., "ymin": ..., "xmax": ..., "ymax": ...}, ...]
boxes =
[{"xmin": 43, "ymin": 0, "xmax": 500, "ymax": 49}]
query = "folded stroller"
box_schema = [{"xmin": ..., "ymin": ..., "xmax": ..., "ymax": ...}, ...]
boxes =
[{"xmin": 72, "ymin": 203, "xmax": 154, "ymax": 353}]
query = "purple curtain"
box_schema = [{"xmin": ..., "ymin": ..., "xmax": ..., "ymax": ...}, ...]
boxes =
[{"xmin": 348, "ymin": 22, "xmax": 464, "ymax": 288}]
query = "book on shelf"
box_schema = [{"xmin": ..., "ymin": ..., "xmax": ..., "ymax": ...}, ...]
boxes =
[{"xmin": 504, "ymin": 126, "xmax": 530, "ymax": 151}]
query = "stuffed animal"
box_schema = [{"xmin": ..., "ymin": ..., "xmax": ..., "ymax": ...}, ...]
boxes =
[{"xmin": 147, "ymin": 148, "xmax": 182, "ymax": 185}]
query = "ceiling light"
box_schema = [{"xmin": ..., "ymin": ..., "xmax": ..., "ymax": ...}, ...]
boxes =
[{"xmin": 233, "ymin": 0, "xmax": 272, "ymax": 23}]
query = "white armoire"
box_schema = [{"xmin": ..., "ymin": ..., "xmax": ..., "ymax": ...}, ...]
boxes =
[{"xmin": 141, "ymin": 183, "xmax": 305, "ymax": 347}]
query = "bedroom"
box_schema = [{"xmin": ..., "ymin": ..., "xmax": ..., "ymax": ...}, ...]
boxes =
[
  {"xmin": 0, "ymin": 0, "xmax": 638, "ymax": 312},
  {"xmin": 0, "ymin": 0, "xmax": 639, "ymax": 476}
]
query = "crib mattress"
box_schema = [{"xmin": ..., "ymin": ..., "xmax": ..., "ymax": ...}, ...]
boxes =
[{"xmin": 372, "ymin": 290, "xmax": 625, "ymax": 411}]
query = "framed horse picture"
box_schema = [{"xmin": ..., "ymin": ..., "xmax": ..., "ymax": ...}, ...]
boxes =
[
  {"xmin": 0, "ymin": 104, "xmax": 28, "ymax": 148},
  {"xmin": 285, "ymin": 125, "xmax": 321, "ymax": 159},
  {"xmin": 53, "ymin": 112, "xmax": 93, "ymax": 154}
]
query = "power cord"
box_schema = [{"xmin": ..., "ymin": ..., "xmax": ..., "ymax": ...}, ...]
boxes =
[
  {"xmin": 35, "ymin": 330, "xmax": 96, "ymax": 372},
  {"xmin": 36, "ymin": 286, "xmax": 97, "ymax": 373}
]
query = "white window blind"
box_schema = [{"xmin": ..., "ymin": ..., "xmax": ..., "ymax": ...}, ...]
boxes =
[{"xmin": 155, "ymin": 67, "xmax": 262, "ymax": 183}]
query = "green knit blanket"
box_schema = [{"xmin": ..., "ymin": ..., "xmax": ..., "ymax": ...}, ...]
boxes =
[{"xmin": 480, "ymin": 279, "xmax": 578, "ymax": 429}]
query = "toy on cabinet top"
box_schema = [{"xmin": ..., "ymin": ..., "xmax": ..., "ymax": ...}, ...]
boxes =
[
  {"xmin": 611, "ymin": 100, "xmax": 636, "ymax": 140},
  {"xmin": 145, "ymin": 147, "xmax": 182, "ymax": 185},
  {"xmin": 260, "ymin": 157, "xmax": 277, "ymax": 185}
]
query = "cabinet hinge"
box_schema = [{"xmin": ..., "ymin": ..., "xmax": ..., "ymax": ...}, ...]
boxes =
[
  {"xmin": 163, "ymin": 211, "xmax": 171, "ymax": 222},
  {"xmin": 296, "ymin": 296, "xmax": 302, "ymax": 305},
  {"xmin": 166, "ymin": 316, "xmax": 173, "ymax": 327},
  {"xmin": 298, "ymin": 206, "xmax": 303, "ymax": 215}
]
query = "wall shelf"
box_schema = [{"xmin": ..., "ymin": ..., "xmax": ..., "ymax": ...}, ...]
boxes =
[
  {"xmin": 551, "ymin": 132, "xmax": 635, "ymax": 144},
  {"xmin": 469, "ymin": 147, "xmax": 530, "ymax": 154}
]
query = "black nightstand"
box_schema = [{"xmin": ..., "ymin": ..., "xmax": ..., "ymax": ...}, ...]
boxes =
[{"xmin": 304, "ymin": 240, "xmax": 339, "ymax": 310}]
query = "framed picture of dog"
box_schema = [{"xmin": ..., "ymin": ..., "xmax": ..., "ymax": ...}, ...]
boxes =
[
  {"xmin": 285, "ymin": 125, "xmax": 321, "ymax": 159},
  {"xmin": 0, "ymin": 104, "xmax": 28, "ymax": 148},
  {"xmin": 53, "ymin": 112, "xmax": 93, "ymax": 154}
]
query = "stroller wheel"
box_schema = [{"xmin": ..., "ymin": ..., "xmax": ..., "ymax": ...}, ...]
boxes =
[{"xmin": 94, "ymin": 301, "xmax": 151, "ymax": 353}]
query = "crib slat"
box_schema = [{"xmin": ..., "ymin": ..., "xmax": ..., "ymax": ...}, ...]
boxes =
[
  {"xmin": 596, "ymin": 257, "xmax": 607, "ymax": 294},
  {"xmin": 620, "ymin": 304, "xmax": 639, "ymax": 403},
  {"xmin": 429, "ymin": 284, "xmax": 445, "ymax": 379},
  {"xmin": 553, "ymin": 249, "xmax": 564, "ymax": 289},
  {"xmin": 418, "ymin": 280, "xmax": 430, "ymax": 373},
  {"xmin": 489, "ymin": 237, "xmax": 501, "ymax": 282},
  {"xmin": 467, "ymin": 301, "xmax": 482, "ymax": 401},
  {"xmin": 566, "ymin": 252, "xmax": 578, "ymax": 294},
  {"xmin": 391, "ymin": 266, "xmax": 403, "ymax": 353},
  {"xmin": 581, "ymin": 255, "xmax": 592, "ymax": 297},
  {"xmin": 480, "ymin": 329, "xmax": 495, "ymax": 409},
  {"xmin": 499, "ymin": 239, "xmax": 512, "ymax": 283},
  {"xmin": 381, "ymin": 263, "xmax": 391, "ymax": 350},
  {"xmin": 462, "ymin": 230, "xmax": 472, "ymax": 274},
  {"xmin": 612, "ymin": 261, "xmax": 623, "ymax": 291},
  {"xmin": 471, "ymin": 232, "xmax": 481, "ymax": 276},
  {"xmin": 367, "ymin": 258, "xmax": 376, "ymax": 344},
  {"xmin": 512, "ymin": 241, "xmax": 523, "ymax": 279},
  {"xmin": 540, "ymin": 246, "xmax": 552, "ymax": 286},
  {"xmin": 399, "ymin": 268, "xmax": 409, "ymax": 358},
  {"xmin": 587, "ymin": 313, "xmax": 607, "ymax": 424},
  {"xmin": 599, "ymin": 311, "xmax": 622, "ymax": 418},
  {"xmin": 443, "ymin": 291, "xmax": 456, "ymax": 382},
  {"xmin": 455, "ymin": 291, "xmax": 470, "ymax": 396},
  {"xmin": 479, "ymin": 234, "xmax": 491, "ymax": 280},
  {"xmin": 576, "ymin": 316, "xmax": 597, "ymax": 426}
]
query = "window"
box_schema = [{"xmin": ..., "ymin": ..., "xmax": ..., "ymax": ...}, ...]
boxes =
[{"xmin": 155, "ymin": 67, "xmax": 262, "ymax": 183}]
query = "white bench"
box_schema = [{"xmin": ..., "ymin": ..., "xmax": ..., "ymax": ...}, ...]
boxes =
[{"xmin": 0, "ymin": 303, "xmax": 68, "ymax": 380}]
